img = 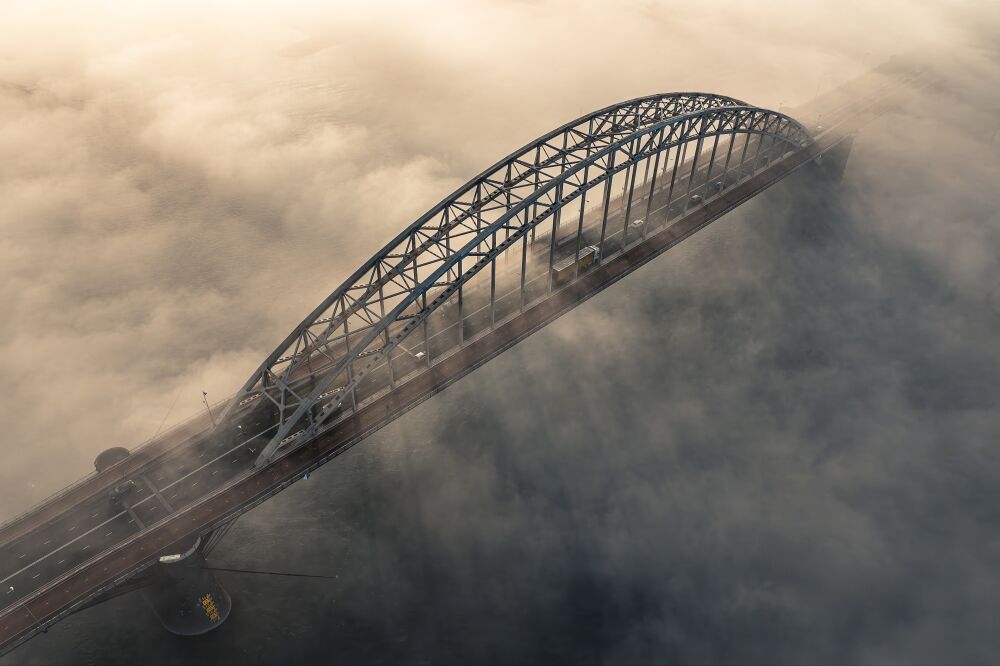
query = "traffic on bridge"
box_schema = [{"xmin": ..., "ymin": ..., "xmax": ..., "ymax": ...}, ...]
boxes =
[{"xmin": 0, "ymin": 58, "xmax": 933, "ymax": 655}]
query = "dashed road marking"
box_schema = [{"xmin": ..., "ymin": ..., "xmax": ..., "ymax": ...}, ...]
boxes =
[{"xmin": 0, "ymin": 425, "xmax": 276, "ymax": 589}]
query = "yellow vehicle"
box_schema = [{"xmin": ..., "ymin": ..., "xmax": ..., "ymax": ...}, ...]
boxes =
[{"xmin": 551, "ymin": 245, "xmax": 600, "ymax": 285}]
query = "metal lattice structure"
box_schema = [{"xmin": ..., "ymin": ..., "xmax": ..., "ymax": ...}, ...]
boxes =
[{"xmin": 217, "ymin": 93, "xmax": 812, "ymax": 465}]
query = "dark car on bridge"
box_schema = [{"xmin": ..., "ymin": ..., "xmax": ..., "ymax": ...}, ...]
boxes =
[{"xmin": 108, "ymin": 479, "xmax": 137, "ymax": 504}]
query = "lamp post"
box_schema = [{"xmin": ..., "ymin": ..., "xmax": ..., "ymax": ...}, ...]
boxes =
[{"xmin": 202, "ymin": 391, "xmax": 216, "ymax": 428}]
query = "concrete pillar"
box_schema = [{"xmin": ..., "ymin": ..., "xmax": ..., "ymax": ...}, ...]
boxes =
[
  {"xmin": 94, "ymin": 447, "xmax": 130, "ymax": 473},
  {"xmin": 141, "ymin": 536, "xmax": 232, "ymax": 636}
]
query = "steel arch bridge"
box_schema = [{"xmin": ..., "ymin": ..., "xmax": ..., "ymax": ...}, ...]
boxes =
[
  {"xmin": 2, "ymin": 61, "xmax": 941, "ymax": 653},
  {"xmin": 220, "ymin": 92, "xmax": 813, "ymax": 466}
]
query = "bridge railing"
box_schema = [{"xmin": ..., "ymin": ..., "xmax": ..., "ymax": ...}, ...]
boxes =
[{"xmin": 0, "ymin": 64, "xmax": 934, "ymax": 537}]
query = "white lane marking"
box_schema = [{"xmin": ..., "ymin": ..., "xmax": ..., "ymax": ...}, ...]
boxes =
[
  {"xmin": 68, "ymin": 525, "xmax": 76, "ymax": 532},
  {"xmin": 104, "ymin": 532, "xmax": 113, "ymax": 537},
  {"xmin": 42, "ymin": 540, "xmax": 51, "ymax": 546},
  {"xmin": 56, "ymin": 559, "xmax": 65, "ymax": 565},
  {"xmin": 152, "ymin": 427, "xmax": 276, "ymax": 499},
  {"xmin": 32, "ymin": 574, "xmax": 40, "ymax": 580},
  {"xmin": 0, "ymin": 425, "xmax": 276, "ymax": 588},
  {"xmin": 90, "ymin": 513, "xmax": 98, "ymax": 518},
  {"xmin": 16, "ymin": 554, "xmax": 25, "ymax": 560}
]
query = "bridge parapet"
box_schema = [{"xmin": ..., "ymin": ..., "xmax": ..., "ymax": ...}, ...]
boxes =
[{"xmin": 0, "ymin": 59, "xmax": 938, "ymax": 655}]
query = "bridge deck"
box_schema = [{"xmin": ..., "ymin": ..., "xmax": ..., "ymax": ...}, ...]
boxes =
[{"xmin": 0, "ymin": 61, "xmax": 931, "ymax": 654}]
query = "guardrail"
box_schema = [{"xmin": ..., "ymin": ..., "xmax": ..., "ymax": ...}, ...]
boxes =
[
  {"xmin": 0, "ymin": 62, "xmax": 935, "ymax": 542},
  {"xmin": 0, "ymin": 396, "xmax": 232, "ymax": 535},
  {"xmin": 0, "ymin": 66, "xmax": 939, "ymax": 652}
]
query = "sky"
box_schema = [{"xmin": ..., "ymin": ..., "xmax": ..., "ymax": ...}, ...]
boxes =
[{"xmin": 2, "ymin": 1, "xmax": 1000, "ymax": 663}]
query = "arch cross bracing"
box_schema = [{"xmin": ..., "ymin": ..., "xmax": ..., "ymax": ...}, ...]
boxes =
[
  {"xmin": 219, "ymin": 93, "xmax": 743, "ymax": 425},
  {"xmin": 221, "ymin": 95, "xmax": 812, "ymax": 466}
]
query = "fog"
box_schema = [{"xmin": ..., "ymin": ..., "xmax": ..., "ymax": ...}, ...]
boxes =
[
  {"xmin": 2, "ymin": 0, "xmax": 1000, "ymax": 663},
  {"xmin": 0, "ymin": 0, "xmax": 976, "ymax": 511}
]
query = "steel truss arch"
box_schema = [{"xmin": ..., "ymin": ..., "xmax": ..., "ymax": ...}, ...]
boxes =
[
  {"xmin": 219, "ymin": 93, "xmax": 746, "ymax": 424},
  {"xmin": 229, "ymin": 100, "xmax": 812, "ymax": 466}
]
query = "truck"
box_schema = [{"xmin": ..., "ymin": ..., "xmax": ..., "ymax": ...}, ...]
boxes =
[{"xmin": 551, "ymin": 244, "xmax": 600, "ymax": 285}]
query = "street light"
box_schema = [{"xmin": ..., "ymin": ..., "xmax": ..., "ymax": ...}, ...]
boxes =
[{"xmin": 202, "ymin": 391, "xmax": 216, "ymax": 428}]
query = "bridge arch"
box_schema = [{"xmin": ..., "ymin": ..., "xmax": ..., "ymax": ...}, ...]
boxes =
[
  {"xmin": 220, "ymin": 94, "xmax": 744, "ymax": 412},
  {"xmin": 222, "ymin": 97, "xmax": 812, "ymax": 465}
]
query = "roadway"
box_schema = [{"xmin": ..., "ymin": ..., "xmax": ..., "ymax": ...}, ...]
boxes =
[
  {"xmin": 0, "ymin": 136, "xmax": 728, "ymax": 610},
  {"xmin": 0, "ymin": 59, "xmax": 932, "ymax": 654}
]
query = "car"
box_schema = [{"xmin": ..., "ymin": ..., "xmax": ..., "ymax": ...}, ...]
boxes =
[
  {"xmin": 689, "ymin": 194, "xmax": 703, "ymax": 205},
  {"xmin": 109, "ymin": 479, "xmax": 137, "ymax": 504},
  {"xmin": 279, "ymin": 429, "xmax": 305, "ymax": 448}
]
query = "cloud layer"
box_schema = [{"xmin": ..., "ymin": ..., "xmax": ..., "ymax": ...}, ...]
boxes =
[{"xmin": 2, "ymin": 1, "xmax": 1000, "ymax": 663}]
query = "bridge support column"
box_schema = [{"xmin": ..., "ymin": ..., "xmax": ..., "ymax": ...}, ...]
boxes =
[
  {"xmin": 94, "ymin": 446, "xmax": 130, "ymax": 473},
  {"xmin": 813, "ymin": 134, "xmax": 855, "ymax": 182},
  {"xmin": 141, "ymin": 536, "xmax": 231, "ymax": 636}
]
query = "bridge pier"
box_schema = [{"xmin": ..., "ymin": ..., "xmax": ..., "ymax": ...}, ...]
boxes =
[
  {"xmin": 94, "ymin": 446, "xmax": 130, "ymax": 473},
  {"xmin": 813, "ymin": 134, "xmax": 855, "ymax": 182},
  {"xmin": 141, "ymin": 536, "xmax": 231, "ymax": 636}
]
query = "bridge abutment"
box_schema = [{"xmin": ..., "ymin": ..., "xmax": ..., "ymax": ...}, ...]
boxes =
[{"xmin": 141, "ymin": 536, "xmax": 231, "ymax": 636}]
